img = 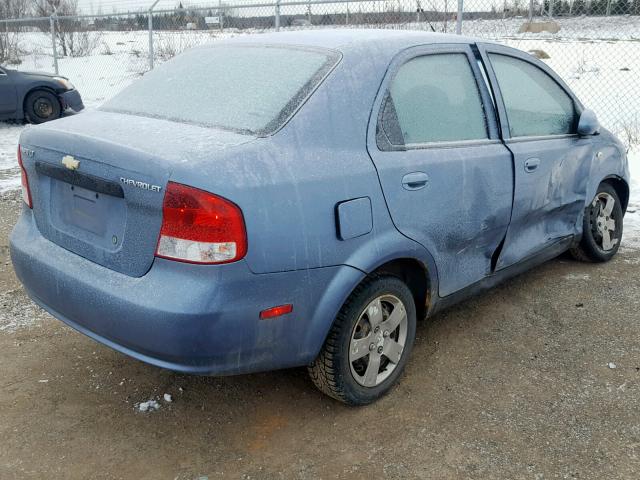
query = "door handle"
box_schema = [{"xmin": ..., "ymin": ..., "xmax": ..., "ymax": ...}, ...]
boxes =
[
  {"xmin": 524, "ymin": 158, "xmax": 540, "ymax": 173},
  {"xmin": 401, "ymin": 172, "xmax": 429, "ymax": 191}
]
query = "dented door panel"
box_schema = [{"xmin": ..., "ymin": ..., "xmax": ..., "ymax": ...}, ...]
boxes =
[
  {"xmin": 496, "ymin": 136, "xmax": 594, "ymax": 269},
  {"xmin": 370, "ymin": 144, "xmax": 513, "ymax": 296},
  {"xmin": 476, "ymin": 43, "xmax": 597, "ymax": 269}
]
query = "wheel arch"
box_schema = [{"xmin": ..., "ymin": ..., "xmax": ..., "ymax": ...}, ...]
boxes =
[
  {"xmin": 340, "ymin": 229, "xmax": 439, "ymax": 303},
  {"xmin": 602, "ymin": 175, "xmax": 630, "ymax": 213},
  {"xmin": 370, "ymin": 258, "xmax": 431, "ymax": 321},
  {"xmin": 305, "ymin": 253, "xmax": 436, "ymax": 364},
  {"xmin": 305, "ymin": 230, "xmax": 440, "ymax": 363}
]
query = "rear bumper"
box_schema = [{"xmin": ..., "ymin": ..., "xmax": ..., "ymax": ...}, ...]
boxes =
[
  {"xmin": 59, "ymin": 89, "xmax": 84, "ymax": 112},
  {"xmin": 10, "ymin": 209, "xmax": 363, "ymax": 375}
]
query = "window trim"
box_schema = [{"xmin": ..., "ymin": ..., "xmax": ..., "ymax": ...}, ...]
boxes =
[
  {"xmin": 380, "ymin": 135, "xmax": 503, "ymax": 152},
  {"xmin": 503, "ymin": 133, "xmax": 579, "ymax": 144},
  {"xmin": 372, "ymin": 44, "xmax": 500, "ymax": 152},
  {"xmin": 476, "ymin": 43, "xmax": 584, "ymax": 141}
]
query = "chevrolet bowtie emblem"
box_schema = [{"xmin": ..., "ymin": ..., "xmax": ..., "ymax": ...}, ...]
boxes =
[{"xmin": 62, "ymin": 155, "xmax": 80, "ymax": 171}]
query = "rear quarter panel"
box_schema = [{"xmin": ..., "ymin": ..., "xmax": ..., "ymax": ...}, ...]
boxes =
[{"xmin": 170, "ymin": 44, "xmax": 439, "ymax": 280}]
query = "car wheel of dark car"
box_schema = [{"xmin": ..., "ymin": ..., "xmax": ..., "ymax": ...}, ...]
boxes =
[
  {"xmin": 570, "ymin": 182, "xmax": 623, "ymax": 263},
  {"xmin": 24, "ymin": 90, "xmax": 62, "ymax": 124},
  {"xmin": 308, "ymin": 274, "xmax": 416, "ymax": 405}
]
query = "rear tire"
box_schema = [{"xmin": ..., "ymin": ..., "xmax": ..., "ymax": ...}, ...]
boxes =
[
  {"xmin": 308, "ymin": 274, "xmax": 416, "ymax": 406},
  {"xmin": 24, "ymin": 90, "xmax": 62, "ymax": 124},
  {"xmin": 570, "ymin": 182, "xmax": 623, "ymax": 262}
]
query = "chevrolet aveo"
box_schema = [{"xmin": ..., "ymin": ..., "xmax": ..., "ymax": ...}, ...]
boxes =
[{"xmin": 10, "ymin": 30, "xmax": 629, "ymax": 405}]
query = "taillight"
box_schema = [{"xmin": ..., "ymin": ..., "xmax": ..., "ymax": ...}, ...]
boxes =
[
  {"xmin": 17, "ymin": 145, "xmax": 32, "ymax": 209},
  {"xmin": 155, "ymin": 182, "xmax": 247, "ymax": 264}
]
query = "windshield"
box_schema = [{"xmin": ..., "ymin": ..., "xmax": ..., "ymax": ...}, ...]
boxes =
[{"xmin": 101, "ymin": 45, "xmax": 340, "ymax": 135}]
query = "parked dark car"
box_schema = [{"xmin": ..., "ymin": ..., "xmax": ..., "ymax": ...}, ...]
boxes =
[
  {"xmin": 0, "ymin": 66, "xmax": 84, "ymax": 123},
  {"xmin": 10, "ymin": 30, "xmax": 630, "ymax": 405}
]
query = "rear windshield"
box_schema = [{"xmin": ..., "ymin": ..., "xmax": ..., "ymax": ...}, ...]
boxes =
[{"xmin": 101, "ymin": 45, "xmax": 340, "ymax": 135}]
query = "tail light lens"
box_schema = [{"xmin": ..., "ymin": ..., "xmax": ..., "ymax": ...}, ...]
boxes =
[
  {"xmin": 17, "ymin": 146, "xmax": 32, "ymax": 209},
  {"xmin": 155, "ymin": 182, "xmax": 247, "ymax": 264}
]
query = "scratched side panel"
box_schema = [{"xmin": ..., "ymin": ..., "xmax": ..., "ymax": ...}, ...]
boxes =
[
  {"xmin": 585, "ymin": 131, "xmax": 630, "ymax": 211},
  {"xmin": 369, "ymin": 143, "xmax": 514, "ymax": 297},
  {"xmin": 497, "ymin": 137, "xmax": 594, "ymax": 270}
]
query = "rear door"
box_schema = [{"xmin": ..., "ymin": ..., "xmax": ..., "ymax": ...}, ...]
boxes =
[
  {"xmin": 478, "ymin": 44, "xmax": 594, "ymax": 270},
  {"xmin": 0, "ymin": 68, "xmax": 17, "ymax": 114},
  {"xmin": 367, "ymin": 44, "xmax": 514, "ymax": 297}
]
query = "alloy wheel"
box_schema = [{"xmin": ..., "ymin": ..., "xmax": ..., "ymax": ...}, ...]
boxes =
[
  {"xmin": 348, "ymin": 294, "xmax": 408, "ymax": 387},
  {"xmin": 590, "ymin": 192, "xmax": 619, "ymax": 251}
]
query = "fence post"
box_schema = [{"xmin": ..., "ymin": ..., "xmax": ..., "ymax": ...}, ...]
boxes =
[
  {"xmin": 219, "ymin": 0, "xmax": 224, "ymax": 32},
  {"xmin": 275, "ymin": 0, "xmax": 281, "ymax": 31},
  {"xmin": 148, "ymin": 11, "xmax": 154, "ymax": 70},
  {"xmin": 1, "ymin": 20, "xmax": 6, "ymax": 62},
  {"xmin": 456, "ymin": 0, "xmax": 463, "ymax": 34},
  {"xmin": 49, "ymin": 15, "xmax": 59, "ymax": 75},
  {"xmin": 148, "ymin": 0, "xmax": 160, "ymax": 70}
]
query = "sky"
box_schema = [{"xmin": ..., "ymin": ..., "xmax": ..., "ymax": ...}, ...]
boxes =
[
  {"xmin": 77, "ymin": 0, "xmax": 191, "ymax": 14},
  {"xmin": 76, "ymin": 0, "xmax": 476, "ymax": 15}
]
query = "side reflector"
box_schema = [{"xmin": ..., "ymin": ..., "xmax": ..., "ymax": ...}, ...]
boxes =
[{"xmin": 259, "ymin": 304, "xmax": 293, "ymax": 320}]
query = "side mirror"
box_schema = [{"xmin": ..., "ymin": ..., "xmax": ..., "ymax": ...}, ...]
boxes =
[{"xmin": 577, "ymin": 109, "xmax": 600, "ymax": 136}]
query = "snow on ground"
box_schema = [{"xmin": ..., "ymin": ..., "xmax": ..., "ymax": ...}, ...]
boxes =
[
  {"xmin": 135, "ymin": 393, "xmax": 173, "ymax": 412},
  {"xmin": 0, "ymin": 286, "xmax": 49, "ymax": 332},
  {"xmin": 0, "ymin": 124, "xmax": 22, "ymax": 192},
  {"xmin": 0, "ymin": 18, "xmax": 639, "ymax": 245}
]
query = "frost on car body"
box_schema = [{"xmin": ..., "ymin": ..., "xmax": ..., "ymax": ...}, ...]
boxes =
[{"xmin": 10, "ymin": 30, "xmax": 630, "ymax": 405}]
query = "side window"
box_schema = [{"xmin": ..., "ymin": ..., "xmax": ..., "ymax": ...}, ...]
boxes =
[
  {"xmin": 489, "ymin": 54, "xmax": 577, "ymax": 137},
  {"xmin": 380, "ymin": 53, "xmax": 488, "ymax": 146}
]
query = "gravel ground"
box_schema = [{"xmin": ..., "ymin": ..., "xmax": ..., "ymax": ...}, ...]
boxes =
[{"xmin": 1, "ymin": 189, "xmax": 640, "ymax": 479}]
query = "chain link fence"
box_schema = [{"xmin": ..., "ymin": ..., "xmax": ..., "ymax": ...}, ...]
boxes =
[{"xmin": 1, "ymin": 1, "xmax": 639, "ymax": 139}]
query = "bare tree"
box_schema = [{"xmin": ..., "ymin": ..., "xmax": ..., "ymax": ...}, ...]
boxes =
[
  {"xmin": 32, "ymin": 0, "xmax": 100, "ymax": 57},
  {"xmin": 513, "ymin": 0, "xmax": 523, "ymax": 14},
  {"xmin": 1, "ymin": 0, "xmax": 30, "ymax": 18},
  {"xmin": 0, "ymin": 0, "xmax": 29, "ymax": 63}
]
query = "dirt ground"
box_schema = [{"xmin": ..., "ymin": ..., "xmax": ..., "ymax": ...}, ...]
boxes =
[{"xmin": 1, "ymin": 189, "xmax": 639, "ymax": 480}]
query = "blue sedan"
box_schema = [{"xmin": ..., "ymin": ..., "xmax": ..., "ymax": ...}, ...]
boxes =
[
  {"xmin": 10, "ymin": 30, "xmax": 629, "ymax": 405},
  {"xmin": 0, "ymin": 66, "xmax": 84, "ymax": 123}
]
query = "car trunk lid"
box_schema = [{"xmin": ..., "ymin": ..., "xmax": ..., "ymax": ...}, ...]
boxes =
[{"xmin": 20, "ymin": 110, "xmax": 256, "ymax": 277}]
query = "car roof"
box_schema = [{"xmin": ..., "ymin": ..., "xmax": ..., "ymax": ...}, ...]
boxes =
[{"xmin": 213, "ymin": 28, "xmax": 491, "ymax": 54}]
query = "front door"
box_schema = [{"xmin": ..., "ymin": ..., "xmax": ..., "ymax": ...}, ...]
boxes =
[
  {"xmin": 478, "ymin": 45, "xmax": 595, "ymax": 270},
  {"xmin": 367, "ymin": 45, "xmax": 514, "ymax": 297}
]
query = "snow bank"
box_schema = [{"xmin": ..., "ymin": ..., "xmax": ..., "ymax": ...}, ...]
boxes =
[{"xmin": 0, "ymin": 124, "xmax": 23, "ymax": 193}]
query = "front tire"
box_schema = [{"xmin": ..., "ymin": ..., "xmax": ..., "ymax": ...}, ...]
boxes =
[
  {"xmin": 570, "ymin": 182, "xmax": 623, "ymax": 262},
  {"xmin": 24, "ymin": 90, "xmax": 62, "ymax": 124},
  {"xmin": 308, "ymin": 275, "xmax": 417, "ymax": 406}
]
